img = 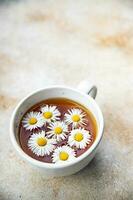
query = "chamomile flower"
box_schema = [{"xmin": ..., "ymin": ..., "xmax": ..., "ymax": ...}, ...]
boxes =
[
  {"xmin": 47, "ymin": 121, "xmax": 68, "ymax": 141},
  {"xmin": 22, "ymin": 111, "xmax": 44, "ymax": 131},
  {"xmin": 64, "ymin": 108, "xmax": 86, "ymax": 128},
  {"xmin": 52, "ymin": 146, "xmax": 76, "ymax": 164},
  {"xmin": 40, "ymin": 105, "xmax": 61, "ymax": 123},
  {"xmin": 68, "ymin": 128, "xmax": 91, "ymax": 149},
  {"xmin": 28, "ymin": 131, "xmax": 56, "ymax": 156}
]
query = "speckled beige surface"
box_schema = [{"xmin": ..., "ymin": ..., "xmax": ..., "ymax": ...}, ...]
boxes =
[{"xmin": 0, "ymin": 0, "xmax": 133, "ymax": 200}]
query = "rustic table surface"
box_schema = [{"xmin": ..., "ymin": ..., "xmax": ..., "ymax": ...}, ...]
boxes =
[{"xmin": 0, "ymin": 0, "xmax": 133, "ymax": 200}]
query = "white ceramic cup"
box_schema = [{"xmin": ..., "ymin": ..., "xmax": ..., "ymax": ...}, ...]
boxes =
[{"xmin": 10, "ymin": 81, "xmax": 104, "ymax": 177}]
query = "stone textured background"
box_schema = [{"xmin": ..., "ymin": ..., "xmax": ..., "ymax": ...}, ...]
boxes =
[{"xmin": 0, "ymin": 0, "xmax": 133, "ymax": 199}]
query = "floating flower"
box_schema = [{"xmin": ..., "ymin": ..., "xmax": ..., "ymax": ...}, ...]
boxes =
[
  {"xmin": 47, "ymin": 121, "xmax": 68, "ymax": 141},
  {"xmin": 64, "ymin": 108, "xmax": 86, "ymax": 128},
  {"xmin": 52, "ymin": 146, "xmax": 76, "ymax": 164},
  {"xmin": 68, "ymin": 128, "xmax": 91, "ymax": 149},
  {"xmin": 22, "ymin": 111, "xmax": 44, "ymax": 131},
  {"xmin": 28, "ymin": 131, "xmax": 56, "ymax": 156},
  {"xmin": 40, "ymin": 105, "xmax": 61, "ymax": 123}
]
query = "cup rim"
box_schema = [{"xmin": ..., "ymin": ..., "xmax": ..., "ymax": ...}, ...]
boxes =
[{"xmin": 10, "ymin": 85, "xmax": 104, "ymax": 169}]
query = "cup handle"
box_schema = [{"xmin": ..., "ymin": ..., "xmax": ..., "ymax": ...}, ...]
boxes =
[{"xmin": 77, "ymin": 80, "xmax": 97, "ymax": 99}]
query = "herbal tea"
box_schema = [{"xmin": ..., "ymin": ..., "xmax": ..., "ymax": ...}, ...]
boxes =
[{"xmin": 19, "ymin": 98, "xmax": 97, "ymax": 164}]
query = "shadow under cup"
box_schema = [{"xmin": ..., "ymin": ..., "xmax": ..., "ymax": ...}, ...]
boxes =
[{"xmin": 10, "ymin": 86, "xmax": 104, "ymax": 177}]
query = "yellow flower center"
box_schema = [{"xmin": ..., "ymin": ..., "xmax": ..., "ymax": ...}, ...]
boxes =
[
  {"xmin": 54, "ymin": 127, "xmax": 63, "ymax": 134},
  {"xmin": 37, "ymin": 137, "xmax": 47, "ymax": 146},
  {"xmin": 72, "ymin": 114, "xmax": 80, "ymax": 122},
  {"xmin": 29, "ymin": 117, "xmax": 37, "ymax": 125},
  {"xmin": 59, "ymin": 151, "xmax": 69, "ymax": 161},
  {"xmin": 74, "ymin": 133, "xmax": 83, "ymax": 142},
  {"xmin": 43, "ymin": 111, "xmax": 53, "ymax": 119}
]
